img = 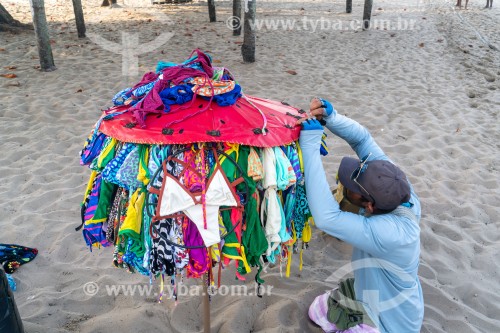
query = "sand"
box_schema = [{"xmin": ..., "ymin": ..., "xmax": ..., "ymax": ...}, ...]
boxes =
[{"xmin": 1, "ymin": 0, "xmax": 499, "ymax": 332}]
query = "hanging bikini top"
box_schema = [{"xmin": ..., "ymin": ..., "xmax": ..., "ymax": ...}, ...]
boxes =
[{"xmin": 153, "ymin": 148, "xmax": 244, "ymax": 247}]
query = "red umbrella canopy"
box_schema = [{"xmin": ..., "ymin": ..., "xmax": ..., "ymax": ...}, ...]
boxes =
[{"xmin": 99, "ymin": 95, "xmax": 306, "ymax": 147}]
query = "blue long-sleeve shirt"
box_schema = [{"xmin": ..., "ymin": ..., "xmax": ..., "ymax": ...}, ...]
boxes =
[{"xmin": 299, "ymin": 111, "xmax": 424, "ymax": 333}]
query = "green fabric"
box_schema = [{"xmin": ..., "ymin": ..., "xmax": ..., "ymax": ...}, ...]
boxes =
[
  {"xmin": 219, "ymin": 148, "xmax": 241, "ymax": 259},
  {"xmin": 236, "ymin": 146, "xmax": 268, "ymax": 282},
  {"xmin": 91, "ymin": 179, "xmax": 117, "ymax": 223},
  {"xmin": 219, "ymin": 146, "xmax": 268, "ymax": 282},
  {"xmin": 97, "ymin": 137, "xmax": 116, "ymax": 171},
  {"xmin": 118, "ymin": 190, "xmax": 145, "ymax": 256},
  {"xmin": 327, "ymin": 278, "xmax": 375, "ymax": 330}
]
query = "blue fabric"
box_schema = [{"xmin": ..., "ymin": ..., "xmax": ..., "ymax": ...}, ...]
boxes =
[
  {"xmin": 320, "ymin": 132, "xmax": 329, "ymax": 156},
  {"xmin": 156, "ymin": 53, "xmax": 213, "ymax": 73},
  {"xmin": 112, "ymin": 88, "xmax": 133, "ymax": 106},
  {"xmin": 112, "ymin": 81, "xmax": 157, "ymax": 107},
  {"xmin": 132, "ymin": 81, "xmax": 156, "ymax": 98},
  {"xmin": 299, "ymin": 110, "xmax": 423, "ymax": 333},
  {"xmin": 159, "ymin": 84, "xmax": 194, "ymax": 111},
  {"xmin": 200, "ymin": 83, "xmax": 242, "ymax": 106},
  {"xmin": 80, "ymin": 132, "xmax": 107, "ymax": 166},
  {"xmin": 215, "ymin": 84, "xmax": 241, "ymax": 106},
  {"xmin": 6, "ymin": 273, "xmax": 16, "ymax": 291},
  {"xmin": 102, "ymin": 143, "xmax": 136, "ymax": 188},
  {"xmin": 123, "ymin": 240, "xmax": 149, "ymax": 276}
]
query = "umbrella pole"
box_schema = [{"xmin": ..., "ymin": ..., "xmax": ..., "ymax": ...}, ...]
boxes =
[{"xmin": 202, "ymin": 274, "xmax": 210, "ymax": 333}]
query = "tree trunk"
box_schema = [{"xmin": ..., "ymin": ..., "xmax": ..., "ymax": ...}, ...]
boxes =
[
  {"xmin": 72, "ymin": 0, "xmax": 86, "ymax": 38},
  {"xmin": 207, "ymin": 0, "xmax": 216, "ymax": 23},
  {"xmin": 29, "ymin": 0, "xmax": 56, "ymax": 71},
  {"xmin": 0, "ymin": 2, "xmax": 33, "ymax": 32},
  {"xmin": 241, "ymin": 0, "xmax": 256, "ymax": 63},
  {"xmin": 101, "ymin": 0, "xmax": 117, "ymax": 7},
  {"xmin": 346, "ymin": 0, "xmax": 352, "ymax": 13},
  {"xmin": 232, "ymin": 0, "xmax": 241, "ymax": 36},
  {"xmin": 362, "ymin": 0, "xmax": 373, "ymax": 30}
]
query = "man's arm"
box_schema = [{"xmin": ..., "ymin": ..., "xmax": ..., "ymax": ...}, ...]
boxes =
[
  {"xmin": 312, "ymin": 98, "xmax": 388, "ymax": 162},
  {"xmin": 299, "ymin": 129, "xmax": 403, "ymax": 257},
  {"xmin": 325, "ymin": 111, "xmax": 388, "ymax": 162}
]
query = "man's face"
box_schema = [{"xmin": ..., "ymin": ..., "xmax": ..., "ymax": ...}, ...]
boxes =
[{"xmin": 344, "ymin": 187, "xmax": 369, "ymax": 208}]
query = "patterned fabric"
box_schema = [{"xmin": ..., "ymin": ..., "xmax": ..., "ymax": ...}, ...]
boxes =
[
  {"xmin": 149, "ymin": 218, "xmax": 175, "ymax": 276},
  {"xmin": 190, "ymin": 76, "xmax": 236, "ymax": 96},
  {"xmin": 83, "ymin": 222, "xmax": 110, "ymax": 248},
  {"xmin": 102, "ymin": 143, "xmax": 136, "ymax": 187},
  {"xmin": 83, "ymin": 173, "xmax": 102, "ymax": 224},
  {"xmin": 112, "ymin": 88, "xmax": 133, "ymax": 106},
  {"xmin": 291, "ymin": 184, "xmax": 310, "ymax": 239},
  {"xmin": 6, "ymin": 273, "xmax": 16, "ymax": 291},
  {"xmin": 122, "ymin": 238, "xmax": 149, "ymax": 276},
  {"xmin": 283, "ymin": 187, "xmax": 296, "ymax": 236},
  {"xmin": 116, "ymin": 146, "xmax": 143, "ymax": 190},
  {"xmin": 247, "ymin": 147, "xmax": 263, "ymax": 181},
  {"xmin": 320, "ymin": 132, "xmax": 329, "ymax": 156},
  {"xmin": 96, "ymin": 137, "xmax": 118, "ymax": 171},
  {"xmin": 274, "ymin": 147, "xmax": 296, "ymax": 190},
  {"xmin": 106, "ymin": 187, "xmax": 124, "ymax": 243},
  {"xmin": 284, "ymin": 145, "xmax": 303, "ymax": 183},
  {"xmin": 80, "ymin": 132, "xmax": 107, "ymax": 166},
  {"xmin": 170, "ymin": 217, "xmax": 189, "ymax": 270},
  {"xmin": 90, "ymin": 179, "xmax": 117, "ymax": 224},
  {"xmin": 309, "ymin": 291, "xmax": 380, "ymax": 333},
  {"xmin": 0, "ymin": 244, "xmax": 38, "ymax": 274}
]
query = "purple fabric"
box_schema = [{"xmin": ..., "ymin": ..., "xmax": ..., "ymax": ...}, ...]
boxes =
[
  {"xmin": 84, "ymin": 174, "xmax": 102, "ymax": 223},
  {"xmin": 130, "ymin": 50, "xmax": 214, "ymax": 128},
  {"xmin": 83, "ymin": 223, "xmax": 111, "ymax": 249},
  {"xmin": 80, "ymin": 132, "xmax": 107, "ymax": 166},
  {"xmin": 131, "ymin": 72, "xmax": 159, "ymax": 91},
  {"xmin": 182, "ymin": 217, "xmax": 209, "ymax": 278},
  {"xmin": 309, "ymin": 292, "xmax": 380, "ymax": 333}
]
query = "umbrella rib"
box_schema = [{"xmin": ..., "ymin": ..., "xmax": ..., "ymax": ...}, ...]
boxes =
[{"xmin": 241, "ymin": 94, "xmax": 268, "ymax": 135}]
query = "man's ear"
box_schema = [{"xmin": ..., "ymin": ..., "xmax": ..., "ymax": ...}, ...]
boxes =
[{"xmin": 364, "ymin": 201, "xmax": 375, "ymax": 214}]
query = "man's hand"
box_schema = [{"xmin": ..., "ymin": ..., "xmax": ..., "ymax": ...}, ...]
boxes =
[
  {"xmin": 299, "ymin": 118, "xmax": 323, "ymax": 131},
  {"xmin": 309, "ymin": 97, "xmax": 334, "ymax": 120}
]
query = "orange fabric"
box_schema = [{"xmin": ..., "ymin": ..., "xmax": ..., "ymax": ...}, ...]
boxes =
[{"xmin": 190, "ymin": 76, "xmax": 236, "ymax": 96}]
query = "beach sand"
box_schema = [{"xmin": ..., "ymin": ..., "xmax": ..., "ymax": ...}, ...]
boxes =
[{"xmin": 1, "ymin": 0, "xmax": 499, "ymax": 332}]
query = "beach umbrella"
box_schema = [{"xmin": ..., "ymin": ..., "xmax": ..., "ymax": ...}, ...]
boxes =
[
  {"xmin": 98, "ymin": 94, "xmax": 304, "ymax": 147},
  {"xmin": 79, "ymin": 50, "xmax": 312, "ymax": 333}
]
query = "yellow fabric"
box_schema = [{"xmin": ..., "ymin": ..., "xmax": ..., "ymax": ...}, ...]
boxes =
[
  {"xmin": 137, "ymin": 146, "xmax": 150, "ymax": 185},
  {"xmin": 190, "ymin": 77, "xmax": 236, "ymax": 96},
  {"xmin": 82, "ymin": 171, "xmax": 98, "ymax": 204},
  {"xmin": 302, "ymin": 220, "xmax": 312, "ymax": 243},
  {"xmin": 218, "ymin": 214, "xmax": 228, "ymax": 237},
  {"xmin": 299, "ymin": 219, "xmax": 312, "ymax": 271},
  {"xmin": 286, "ymin": 245, "xmax": 292, "ymax": 278},
  {"xmin": 222, "ymin": 243, "xmax": 251, "ymax": 273},
  {"xmin": 298, "ymin": 248, "xmax": 305, "ymax": 272},
  {"xmin": 159, "ymin": 274, "xmax": 164, "ymax": 302},
  {"xmin": 97, "ymin": 138, "xmax": 117, "ymax": 169},
  {"xmin": 210, "ymin": 245, "xmax": 221, "ymax": 263},
  {"xmin": 247, "ymin": 147, "xmax": 263, "ymax": 181},
  {"xmin": 295, "ymin": 140, "xmax": 304, "ymax": 173},
  {"xmin": 219, "ymin": 143, "xmax": 239, "ymax": 165},
  {"xmin": 119, "ymin": 189, "xmax": 145, "ymax": 236}
]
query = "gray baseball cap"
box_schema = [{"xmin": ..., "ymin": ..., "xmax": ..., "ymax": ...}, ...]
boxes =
[{"xmin": 338, "ymin": 156, "xmax": 411, "ymax": 211}]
